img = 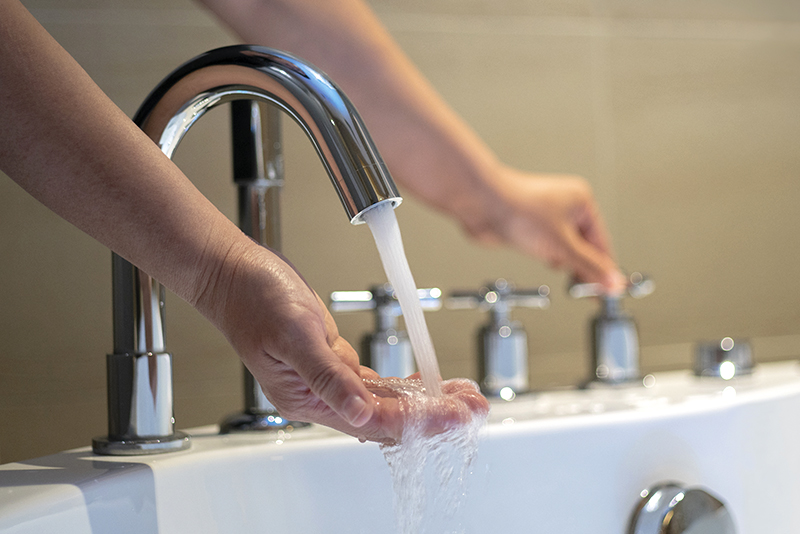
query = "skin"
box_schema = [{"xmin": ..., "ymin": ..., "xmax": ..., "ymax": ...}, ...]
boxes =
[{"xmin": 1, "ymin": 0, "xmax": 621, "ymax": 442}]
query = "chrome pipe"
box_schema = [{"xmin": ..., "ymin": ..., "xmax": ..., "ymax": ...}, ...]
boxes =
[
  {"xmin": 135, "ymin": 45, "xmax": 401, "ymax": 222},
  {"xmin": 232, "ymin": 100, "xmax": 283, "ymax": 250},
  {"xmin": 93, "ymin": 256, "xmax": 188, "ymax": 455},
  {"xmin": 233, "ymin": 101, "xmax": 284, "ymax": 419},
  {"xmin": 222, "ymin": 100, "xmax": 303, "ymax": 431},
  {"xmin": 94, "ymin": 46, "xmax": 402, "ymax": 454}
]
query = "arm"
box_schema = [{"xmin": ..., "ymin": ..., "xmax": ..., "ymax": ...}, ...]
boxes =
[
  {"xmin": 0, "ymin": 0, "xmax": 487, "ymax": 441},
  {"xmin": 196, "ymin": 0, "xmax": 626, "ymax": 290},
  {"xmin": 0, "ymin": 0, "xmax": 372, "ymax": 431}
]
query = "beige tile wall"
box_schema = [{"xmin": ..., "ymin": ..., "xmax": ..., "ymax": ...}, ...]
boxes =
[{"xmin": 1, "ymin": 0, "xmax": 798, "ymax": 463}]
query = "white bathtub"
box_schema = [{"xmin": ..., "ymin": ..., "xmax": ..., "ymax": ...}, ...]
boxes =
[{"xmin": 2, "ymin": 361, "xmax": 799, "ymax": 533}]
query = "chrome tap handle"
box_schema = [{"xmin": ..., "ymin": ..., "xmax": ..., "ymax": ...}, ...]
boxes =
[
  {"xmin": 627, "ymin": 272, "xmax": 656, "ymax": 299},
  {"xmin": 569, "ymin": 272, "xmax": 654, "ymax": 300},
  {"xmin": 330, "ymin": 284, "xmax": 441, "ymax": 378},
  {"xmin": 447, "ymin": 279, "xmax": 549, "ymax": 397},
  {"xmin": 447, "ymin": 279, "xmax": 550, "ymax": 312},
  {"xmin": 330, "ymin": 284, "xmax": 442, "ymax": 315},
  {"xmin": 569, "ymin": 272, "xmax": 652, "ymax": 385}
]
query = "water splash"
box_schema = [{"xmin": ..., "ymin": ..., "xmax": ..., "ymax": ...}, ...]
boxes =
[{"xmin": 367, "ymin": 377, "xmax": 487, "ymax": 534}]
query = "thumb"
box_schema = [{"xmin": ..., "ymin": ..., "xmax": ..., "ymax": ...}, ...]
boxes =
[{"xmin": 294, "ymin": 342, "xmax": 376, "ymax": 428}]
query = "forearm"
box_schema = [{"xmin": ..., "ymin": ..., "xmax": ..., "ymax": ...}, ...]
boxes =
[
  {"xmin": 0, "ymin": 0, "xmax": 248, "ymax": 306},
  {"xmin": 196, "ymin": 0, "xmax": 502, "ymax": 221}
]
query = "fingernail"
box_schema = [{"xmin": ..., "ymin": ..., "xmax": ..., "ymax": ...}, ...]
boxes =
[{"xmin": 342, "ymin": 395, "xmax": 371, "ymax": 428}]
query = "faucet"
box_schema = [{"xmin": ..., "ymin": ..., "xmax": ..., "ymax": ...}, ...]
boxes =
[
  {"xmin": 329, "ymin": 284, "xmax": 442, "ymax": 378},
  {"xmin": 447, "ymin": 279, "xmax": 550, "ymax": 398},
  {"xmin": 569, "ymin": 272, "xmax": 654, "ymax": 385},
  {"xmin": 92, "ymin": 45, "xmax": 401, "ymax": 455}
]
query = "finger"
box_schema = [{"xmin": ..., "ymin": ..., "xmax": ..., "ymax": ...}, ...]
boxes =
[
  {"xmin": 289, "ymin": 337, "xmax": 377, "ymax": 428},
  {"xmin": 360, "ymin": 365, "xmax": 381, "ymax": 380},
  {"xmin": 576, "ymin": 199, "xmax": 615, "ymax": 259},
  {"xmin": 352, "ymin": 380, "xmax": 489, "ymax": 444},
  {"xmin": 368, "ymin": 378, "xmax": 488, "ymax": 441},
  {"xmin": 563, "ymin": 229, "xmax": 627, "ymax": 293}
]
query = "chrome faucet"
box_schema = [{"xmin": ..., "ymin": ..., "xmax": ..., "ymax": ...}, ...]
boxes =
[
  {"xmin": 447, "ymin": 279, "xmax": 550, "ymax": 397},
  {"xmin": 330, "ymin": 284, "xmax": 442, "ymax": 378},
  {"xmin": 570, "ymin": 272, "xmax": 654, "ymax": 385},
  {"xmin": 92, "ymin": 45, "xmax": 401, "ymax": 455}
]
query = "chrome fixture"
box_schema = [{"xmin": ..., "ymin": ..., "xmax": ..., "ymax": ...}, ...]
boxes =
[
  {"xmin": 330, "ymin": 284, "xmax": 442, "ymax": 378},
  {"xmin": 571, "ymin": 272, "xmax": 654, "ymax": 385},
  {"xmin": 447, "ymin": 279, "xmax": 549, "ymax": 398},
  {"xmin": 220, "ymin": 101, "xmax": 300, "ymax": 434},
  {"xmin": 93, "ymin": 46, "xmax": 401, "ymax": 455},
  {"xmin": 628, "ymin": 482, "xmax": 736, "ymax": 534},
  {"xmin": 694, "ymin": 337, "xmax": 753, "ymax": 379}
]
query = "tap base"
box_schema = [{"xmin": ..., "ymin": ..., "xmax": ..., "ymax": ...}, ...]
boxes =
[
  {"xmin": 91, "ymin": 431, "xmax": 190, "ymax": 456},
  {"xmin": 219, "ymin": 412, "xmax": 310, "ymax": 434}
]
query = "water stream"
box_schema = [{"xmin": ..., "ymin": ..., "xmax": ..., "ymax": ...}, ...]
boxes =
[
  {"xmin": 363, "ymin": 202, "xmax": 487, "ymax": 533},
  {"xmin": 363, "ymin": 202, "xmax": 442, "ymax": 397}
]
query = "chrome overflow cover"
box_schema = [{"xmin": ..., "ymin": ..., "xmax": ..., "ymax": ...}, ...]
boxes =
[
  {"xmin": 694, "ymin": 337, "xmax": 753, "ymax": 379},
  {"xmin": 628, "ymin": 482, "xmax": 736, "ymax": 534}
]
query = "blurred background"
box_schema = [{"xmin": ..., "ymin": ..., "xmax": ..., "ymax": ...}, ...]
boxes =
[{"xmin": 1, "ymin": 0, "xmax": 798, "ymax": 462}]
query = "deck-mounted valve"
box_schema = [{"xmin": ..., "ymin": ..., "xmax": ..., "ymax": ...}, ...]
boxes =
[
  {"xmin": 447, "ymin": 279, "xmax": 550, "ymax": 399},
  {"xmin": 570, "ymin": 272, "xmax": 654, "ymax": 385},
  {"xmin": 330, "ymin": 284, "xmax": 442, "ymax": 378}
]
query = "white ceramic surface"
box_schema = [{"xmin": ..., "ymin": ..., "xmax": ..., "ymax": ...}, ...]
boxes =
[{"xmin": 2, "ymin": 361, "xmax": 799, "ymax": 533}]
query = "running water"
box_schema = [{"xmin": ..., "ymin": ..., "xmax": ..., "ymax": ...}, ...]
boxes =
[
  {"xmin": 363, "ymin": 202, "xmax": 488, "ymax": 533},
  {"xmin": 363, "ymin": 202, "xmax": 442, "ymax": 397},
  {"xmin": 367, "ymin": 377, "xmax": 485, "ymax": 534}
]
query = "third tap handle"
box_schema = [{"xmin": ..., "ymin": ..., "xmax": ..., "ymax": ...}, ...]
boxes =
[
  {"xmin": 569, "ymin": 272, "xmax": 655, "ymax": 300},
  {"xmin": 447, "ymin": 279, "xmax": 550, "ymax": 311}
]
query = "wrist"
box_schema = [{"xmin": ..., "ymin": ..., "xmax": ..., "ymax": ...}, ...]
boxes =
[
  {"xmin": 182, "ymin": 223, "xmax": 254, "ymax": 329},
  {"xmin": 442, "ymin": 155, "xmax": 511, "ymax": 240}
]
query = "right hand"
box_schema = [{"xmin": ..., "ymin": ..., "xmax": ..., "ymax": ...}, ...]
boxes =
[
  {"xmin": 457, "ymin": 165, "xmax": 626, "ymax": 293},
  {"xmin": 192, "ymin": 240, "xmax": 488, "ymax": 443}
]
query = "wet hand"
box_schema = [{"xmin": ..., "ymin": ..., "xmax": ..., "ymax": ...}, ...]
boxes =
[
  {"xmin": 191, "ymin": 240, "xmax": 488, "ymax": 443},
  {"xmin": 353, "ymin": 374, "xmax": 490, "ymax": 444}
]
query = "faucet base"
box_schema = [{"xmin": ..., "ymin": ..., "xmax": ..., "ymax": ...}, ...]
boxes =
[
  {"xmin": 219, "ymin": 412, "xmax": 310, "ymax": 433},
  {"xmin": 92, "ymin": 431, "xmax": 190, "ymax": 456}
]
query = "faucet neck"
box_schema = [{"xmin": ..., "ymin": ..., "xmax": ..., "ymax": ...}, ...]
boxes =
[{"xmin": 133, "ymin": 45, "xmax": 401, "ymax": 224}]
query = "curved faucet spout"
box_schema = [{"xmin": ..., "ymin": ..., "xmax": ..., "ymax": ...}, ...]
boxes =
[
  {"xmin": 96, "ymin": 46, "xmax": 402, "ymax": 455},
  {"xmin": 135, "ymin": 45, "xmax": 401, "ymax": 223}
]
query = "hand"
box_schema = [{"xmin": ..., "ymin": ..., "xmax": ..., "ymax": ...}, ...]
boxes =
[
  {"xmin": 460, "ymin": 164, "xmax": 626, "ymax": 293},
  {"xmin": 363, "ymin": 375, "xmax": 490, "ymax": 442},
  {"xmin": 192, "ymin": 240, "xmax": 488, "ymax": 443}
]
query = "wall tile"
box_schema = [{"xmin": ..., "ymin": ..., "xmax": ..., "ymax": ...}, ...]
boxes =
[{"xmin": 608, "ymin": 35, "xmax": 800, "ymax": 346}]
